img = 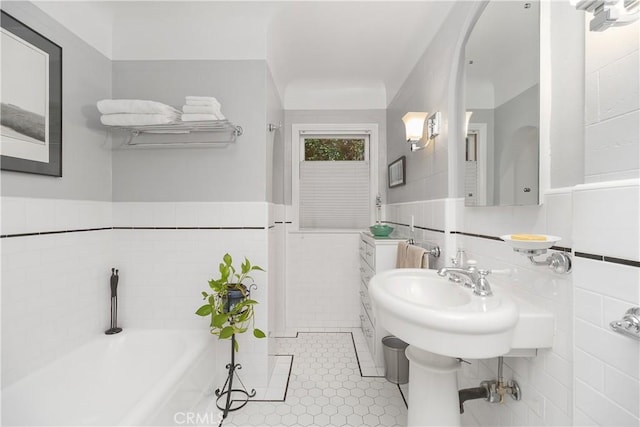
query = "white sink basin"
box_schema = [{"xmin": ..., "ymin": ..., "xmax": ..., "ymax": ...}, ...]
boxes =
[{"xmin": 369, "ymin": 269, "xmax": 553, "ymax": 359}]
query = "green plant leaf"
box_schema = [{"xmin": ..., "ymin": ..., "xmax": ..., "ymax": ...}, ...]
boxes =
[
  {"xmin": 241, "ymin": 258, "xmax": 250, "ymax": 274},
  {"xmin": 236, "ymin": 310, "xmax": 250, "ymax": 322},
  {"xmin": 223, "ymin": 253, "xmax": 232, "ymax": 266},
  {"xmin": 220, "ymin": 265, "xmax": 230, "ymax": 283},
  {"xmin": 253, "ymin": 328, "xmax": 266, "ymax": 338},
  {"xmin": 251, "ymin": 265, "xmax": 265, "ymax": 272},
  {"xmin": 243, "ymin": 299, "xmax": 258, "ymax": 305},
  {"xmin": 233, "ymin": 339, "xmax": 239, "ymax": 352},
  {"xmin": 213, "ymin": 313, "xmax": 228, "ymax": 328},
  {"xmin": 195, "ymin": 304, "xmax": 212, "ymax": 316},
  {"xmin": 209, "ymin": 279, "xmax": 223, "ymax": 292},
  {"xmin": 219, "ymin": 326, "xmax": 234, "ymax": 339}
]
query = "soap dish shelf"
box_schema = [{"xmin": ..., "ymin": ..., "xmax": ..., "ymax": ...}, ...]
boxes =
[
  {"xmin": 110, "ymin": 120, "xmax": 243, "ymax": 148},
  {"xmin": 500, "ymin": 235, "xmax": 572, "ymax": 274}
]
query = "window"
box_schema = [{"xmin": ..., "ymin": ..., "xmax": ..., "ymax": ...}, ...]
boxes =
[
  {"xmin": 304, "ymin": 138, "xmax": 365, "ymax": 161},
  {"xmin": 292, "ymin": 125, "xmax": 377, "ymax": 231}
]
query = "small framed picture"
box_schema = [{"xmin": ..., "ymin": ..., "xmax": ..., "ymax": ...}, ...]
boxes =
[
  {"xmin": 1, "ymin": 11, "xmax": 63, "ymax": 177},
  {"xmin": 388, "ymin": 156, "xmax": 406, "ymax": 188}
]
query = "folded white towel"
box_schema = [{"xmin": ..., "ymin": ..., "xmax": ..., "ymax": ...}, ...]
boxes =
[
  {"xmin": 97, "ymin": 99, "xmax": 179, "ymax": 115},
  {"xmin": 182, "ymin": 105, "xmax": 223, "ymax": 115},
  {"xmin": 100, "ymin": 113, "xmax": 178, "ymax": 127},
  {"xmin": 185, "ymin": 96, "xmax": 221, "ymax": 107},
  {"xmin": 185, "ymin": 100, "xmax": 221, "ymax": 108},
  {"xmin": 181, "ymin": 114, "xmax": 225, "ymax": 122}
]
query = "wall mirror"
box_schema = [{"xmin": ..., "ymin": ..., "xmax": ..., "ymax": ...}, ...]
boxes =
[{"xmin": 464, "ymin": 1, "xmax": 540, "ymax": 206}]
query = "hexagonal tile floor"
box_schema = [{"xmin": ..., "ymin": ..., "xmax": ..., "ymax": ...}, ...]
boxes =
[{"xmin": 218, "ymin": 332, "xmax": 408, "ymax": 427}]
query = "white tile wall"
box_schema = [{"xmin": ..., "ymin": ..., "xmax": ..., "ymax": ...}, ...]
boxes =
[
  {"xmin": 573, "ymin": 181, "xmax": 640, "ymax": 427},
  {"xmin": 1, "ymin": 197, "xmax": 112, "ymax": 235},
  {"xmin": 285, "ymin": 232, "xmax": 361, "ymax": 329},
  {"xmin": 576, "ymin": 22, "xmax": 640, "ymax": 422},
  {"xmin": 111, "ymin": 201, "xmax": 271, "ymax": 388},
  {"xmin": 584, "ymin": 20, "xmax": 639, "ymax": 183},
  {"xmin": 112, "ymin": 201, "xmax": 268, "ymax": 228},
  {"xmin": 1, "ymin": 197, "xmax": 113, "ymax": 388},
  {"xmin": 573, "ymin": 179, "xmax": 640, "ymax": 261},
  {"xmin": 268, "ymin": 203, "xmax": 287, "ymax": 341},
  {"xmin": 2, "ymin": 198, "xmax": 274, "ymax": 391},
  {"xmin": 383, "ymin": 198, "xmax": 449, "ymax": 270}
]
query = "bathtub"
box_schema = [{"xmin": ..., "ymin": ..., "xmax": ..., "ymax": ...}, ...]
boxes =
[{"xmin": 2, "ymin": 329, "xmax": 216, "ymax": 426}]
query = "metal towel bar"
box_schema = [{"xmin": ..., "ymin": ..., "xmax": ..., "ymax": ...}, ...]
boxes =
[
  {"xmin": 407, "ymin": 239, "xmax": 441, "ymax": 258},
  {"xmin": 610, "ymin": 307, "xmax": 640, "ymax": 340}
]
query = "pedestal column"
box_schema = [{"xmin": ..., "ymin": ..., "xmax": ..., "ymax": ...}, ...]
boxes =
[{"xmin": 405, "ymin": 346, "xmax": 462, "ymax": 427}]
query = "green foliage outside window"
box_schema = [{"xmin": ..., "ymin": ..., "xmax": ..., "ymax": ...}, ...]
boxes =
[{"xmin": 304, "ymin": 138, "xmax": 365, "ymax": 161}]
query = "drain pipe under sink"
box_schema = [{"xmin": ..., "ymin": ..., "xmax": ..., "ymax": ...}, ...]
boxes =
[{"xmin": 458, "ymin": 356, "xmax": 521, "ymax": 414}]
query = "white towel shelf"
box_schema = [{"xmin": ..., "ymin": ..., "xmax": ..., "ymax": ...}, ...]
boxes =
[{"xmin": 108, "ymin": 120, "xmax": 243, "ymax": 148}]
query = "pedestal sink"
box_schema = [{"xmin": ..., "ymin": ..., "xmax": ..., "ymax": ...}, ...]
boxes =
[{"xmin": 369, "ymin": 269, "xmax": 554, "ymax": 426}]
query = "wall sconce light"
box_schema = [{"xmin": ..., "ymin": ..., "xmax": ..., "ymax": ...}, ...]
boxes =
[
  {"xmin": 573, "ymin": 0, "xmax": 639, "ymax": 31},
  {"xmin": 464, "ymin": 111, "xmax": 474, "ymax": 136},
  {"xmin": 402, "ymin": 112, "xmax": 428, "ymax": 151},
  {"xmin": 402, "ymin": 111, "xmax": 442, "ymax": 152},
  {"xmin": 426, "ymin": 111, "xmax": 441, "ymax": 141}
]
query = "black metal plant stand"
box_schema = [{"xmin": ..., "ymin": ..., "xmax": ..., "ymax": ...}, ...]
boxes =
[
  {"xmin": 214, "ymin": 334, "xmax": 256, "ymax": 420},
  {"xmin": 214, "ymin": 284, "xmax": 257, "ymax": 420}
]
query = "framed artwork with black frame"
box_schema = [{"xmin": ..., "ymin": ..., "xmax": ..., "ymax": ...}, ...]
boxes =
[
  {"xmin": 1, "ymin": 10, "xmax": 62, "ymax": 177},
  {"xmin": 388, "ymin": 156, "xmax": 406, "ymax": 188}
]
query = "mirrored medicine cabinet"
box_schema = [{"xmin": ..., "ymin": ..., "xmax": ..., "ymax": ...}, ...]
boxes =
[{"xmin": 463, "ymin": 1, "xmax": 540, "ymax": 207}]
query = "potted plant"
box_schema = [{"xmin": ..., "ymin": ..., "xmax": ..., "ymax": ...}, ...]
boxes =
[{"xmin": 196, "ymin": 253, "xmax": 266, "ymax": 350}]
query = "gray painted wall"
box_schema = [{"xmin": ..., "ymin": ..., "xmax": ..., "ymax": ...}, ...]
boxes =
[
  {"xmin": 111, "ymin": 60, "xmax": 268, "ymax": 202},
  {"xmin": 386, "ymin": 2, "xmax": 475, "ymax": 204},
  {"xmin": 1, "ymin": 2, "xmax": 112, "ymax": 201},
  {"xmin": 283, "ymin": 109, "xmax": 387, "ymax": 206}
]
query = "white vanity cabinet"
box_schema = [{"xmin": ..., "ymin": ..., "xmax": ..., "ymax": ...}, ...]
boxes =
[{"xmin": 359, "ymin": 232, "xmax": 404, "ymax": 368}]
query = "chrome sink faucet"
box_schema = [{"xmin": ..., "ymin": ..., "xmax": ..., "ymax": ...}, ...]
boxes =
[{"xmin": 437, "ymin": 263, "xmax": 493, "ymax": 297}]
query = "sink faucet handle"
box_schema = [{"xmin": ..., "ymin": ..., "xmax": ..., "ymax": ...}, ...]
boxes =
[{"xmin": 474, "ymin": 269, "xmax": 493, "ymax": 297}]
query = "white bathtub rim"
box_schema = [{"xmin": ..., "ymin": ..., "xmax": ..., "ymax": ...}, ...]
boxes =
[{"xmin": 2, "ymin": 329, "xmax": 216, "ymax": 427}]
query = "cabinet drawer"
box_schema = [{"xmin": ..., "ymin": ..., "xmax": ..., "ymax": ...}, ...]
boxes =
[
  {"xmin": 360, "ymin": 304, "xmax": 375, "ymax": 356},
  {"xmin": 359, "ymin": 281, "xmax": 373, "ymax": 322},
  {"xmin": 360, "ymin": 258, "xmax": 374, "ymax": 288},
  {"xmin": 364, "ymin": 242, "xmax": 375, "ymax": 268}
]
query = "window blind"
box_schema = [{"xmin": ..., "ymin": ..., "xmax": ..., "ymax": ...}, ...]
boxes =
[{"xmin": 299, "ymin": 160, "xmax": 370, "ymax": 229}]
